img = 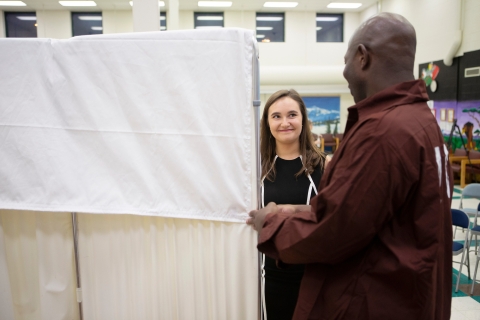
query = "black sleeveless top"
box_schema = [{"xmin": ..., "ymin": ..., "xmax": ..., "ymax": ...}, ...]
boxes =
[
  {"xmin": 264, "ymin": 157, "xmax": 322, "ymax": 206},
  {"xmin": 263, "ymin": 157, "xmax": 323, "ymax": 320}
]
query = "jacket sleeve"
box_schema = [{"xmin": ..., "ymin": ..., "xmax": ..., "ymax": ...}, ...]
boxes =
[{"xmin": 257, "ymin": 130, "xmax": 418, "ymax": 265}]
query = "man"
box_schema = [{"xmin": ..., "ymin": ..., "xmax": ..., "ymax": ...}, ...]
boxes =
[{"xmin": 247, "ymin": 13, "xmax": 452, "ymax": 320}]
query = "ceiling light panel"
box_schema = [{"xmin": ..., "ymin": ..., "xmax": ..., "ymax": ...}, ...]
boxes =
[
  {"xmin": 263, "ymin": 2, "xmax": 298, "ymax": 8},
  {"xmin": 198, "ymin": 1, "xmax": 232, "ymax": 7},
  {"xmin": 0, "ymin": 1, "xmax": 26, "ymax": 6},
  {"xmin": 327, "ymin": 2, "xmax": 362, "ymax": 8},
  {"xmin": 256, "ymin": 26, "xmax": 273, "ymax": 30},
  {"xmin": 316, "ymin": 17, "xmax": 339, "ymax": 21},
  {"xmin": 78, "ymin": 16, "xmax": 102, "ymax": 20},
  {"xmin": 59, "ymin": 1, "xmax": 97, "ymax": 6},
  {"xmin": 17, "ymin": 16, "xmax": 36, "ymax": 20},
  {"xmin": 256, "ymin": 16, "xmax": 283, "ymax": 21},
  {"xmin": 197, "ymin": 16, "xmax": 224, "ymax": 20},
  {"xmin": 129, "ymin": 1, "xmax": 165, "ymax": 6}
]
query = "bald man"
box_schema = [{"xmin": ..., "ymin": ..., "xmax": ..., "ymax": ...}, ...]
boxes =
[{"xmin": 247, "ymin": 13, "xmax": 452, "ymax": 320}]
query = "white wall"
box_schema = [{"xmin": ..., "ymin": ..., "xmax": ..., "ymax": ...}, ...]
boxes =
[
  {"xmin": 382, "ymin": 0, "xmax": 480, "ymax": 77},
  {"xmin": 103, "ymin": 10, "xmax": 133, "ymax": 34},
  {"xmin": 0, "ymin": 11, "xmax": 5, "ymax": 38},
  {"xmin": 2, "ymin": 0, "xmax": 479, "ymax": 134},
  {"xmin": 36, "ymin": 11, "xmax": 71, "ymax": 39}
]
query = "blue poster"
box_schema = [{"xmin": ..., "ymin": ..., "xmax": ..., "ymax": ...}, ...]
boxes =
[{"xmin": 303, "ymin": 96, "xmax": 340, "ymax": 134}]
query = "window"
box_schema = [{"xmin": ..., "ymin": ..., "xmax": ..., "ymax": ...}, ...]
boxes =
[
  {"xmin": 316, "ymin": 13, "xmax": 343, "ymax": 42},
  {"xmin": 160, "ymin": 12, "xmax": 166, "ymax": 30},
  {"xmin": 194, "ymin": 12, "xmax": 223, "ymax": 29},
  {"xmin": 72, "ymin": 12, "xmax": 102, "ymax": 37},
  {"xmin": 5, "ymin": 12, "xmax": 37, "ymax": 38},
  {"xmin": 256, "ymin": 12, "xmax": 284, "ymax": 43}
]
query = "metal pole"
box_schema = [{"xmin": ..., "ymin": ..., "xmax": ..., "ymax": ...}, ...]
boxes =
[
  {"xmin": 252, "ymin": 37, "xmax": 263, "ymax": 320},
  {"xmin": 71, "ymin": 212, "xmax": 84, "ymax": 320}
]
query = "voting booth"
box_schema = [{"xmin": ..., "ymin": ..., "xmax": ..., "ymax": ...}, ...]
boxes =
[{"xmin": 0, "ymin": 29, "xmax": 260, "ymax": 319}]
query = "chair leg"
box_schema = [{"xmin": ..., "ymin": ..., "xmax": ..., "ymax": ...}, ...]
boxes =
[
  {"xmin": 457, "ymin": 249, "xmax": 467, "ymax": 292},
  {"xmin": 471, "ymin": 253, "xmax": 480, "ymax": 295}
]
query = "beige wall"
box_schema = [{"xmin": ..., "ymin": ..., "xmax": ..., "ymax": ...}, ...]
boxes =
[
  {"xmin": 36, "ymin": 10, "xmax": 71, "ymax": 39},
  {"xmin": 103, "ymin": 10, "xmax": 133, "ymax": 34},
  {"xmin": 2, "ymin": 0, "xmax": 480, "ymax": 134},
  {"xmin": 0, "ymin": 10, "xmax": 4, "ymax": 38}
]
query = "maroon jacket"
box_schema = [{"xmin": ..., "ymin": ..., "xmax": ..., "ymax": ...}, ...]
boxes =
[{"xmin": 258, "ymin": 80, "xmax": 453, "ymax": 320}]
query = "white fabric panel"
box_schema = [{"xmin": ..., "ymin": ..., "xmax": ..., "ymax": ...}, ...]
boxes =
[
  {"xmin": 0, "ymin": 211, "xmax": 258, "ymax": 320},
  {"xmin": 0, "ymin": 29, "xmax": 256, "ymax": 222},
  {"xmin": 0, "ymin": 210, "xmax": 79, "ymax": 320}
]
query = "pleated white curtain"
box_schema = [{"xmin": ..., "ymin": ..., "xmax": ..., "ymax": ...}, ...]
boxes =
[
  {"xmin": 0, "ymin": 210, "xmax": 258, "ymax": 320},
  {"xmin": 0, "ymin": 28, "xmax": 260, "ymax": 320}
]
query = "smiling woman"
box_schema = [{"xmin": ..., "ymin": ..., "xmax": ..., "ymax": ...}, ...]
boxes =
[{"xmin": 259, "ymin": 89, "xmax": 326, "ymax": 320}]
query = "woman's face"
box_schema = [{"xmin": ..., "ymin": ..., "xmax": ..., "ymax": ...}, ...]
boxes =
[{"xmin": 268, "ymin": 96, "xmax": 303, "ymax": 146}]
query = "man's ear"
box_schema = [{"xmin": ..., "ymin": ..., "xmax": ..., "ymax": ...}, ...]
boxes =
[{"xmin": 357, "ymin": 44, "xmax": 370, "ymax": 70}]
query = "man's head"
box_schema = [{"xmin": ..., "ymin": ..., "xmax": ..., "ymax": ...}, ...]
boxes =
[{"xmin": 343, "ymin": 13, "xmax": 417, "ymax": 103}]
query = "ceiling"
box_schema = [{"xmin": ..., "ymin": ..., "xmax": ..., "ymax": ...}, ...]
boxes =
[{"xmin": 2, "ymin": 0, "xmax": 379, "ymax": 12}]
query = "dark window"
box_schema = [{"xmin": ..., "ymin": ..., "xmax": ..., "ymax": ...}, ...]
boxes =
[
  {"xmin": 72, "ymin": 12, "xmax": 102, "ymax": 36},
  {"xmin": 194, "ymin": 12, "xmax": 223, "ymax": 29},
  {"xmin": 160, "ymin": 12, "xmax": 166, "ymax": 30},
  {"xmin": 316, "ymin": 13, "xmax": 343, "ymax": 42},
  {"xmin": 256, "ymin": 12, "xmax": 284, "ymax": 43},
  {"xmin": 5, "ymin": 12, "xmax": 37, "ymax": 38}
]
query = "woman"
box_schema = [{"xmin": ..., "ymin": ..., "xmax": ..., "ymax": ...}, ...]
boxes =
[{"xmin": 260, "ymin": 89, "xmax": 326, "ymax": 320}]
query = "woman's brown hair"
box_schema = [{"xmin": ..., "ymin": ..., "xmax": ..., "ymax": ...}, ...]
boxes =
[{"xmin": 261, "ymin": 89, "xmax": 326, "ymax": 181}]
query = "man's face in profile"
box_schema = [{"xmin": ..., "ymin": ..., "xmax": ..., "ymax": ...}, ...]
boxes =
[{"xmin": 343, "ymin": 44, "xmax": 360, "ymax": 103}]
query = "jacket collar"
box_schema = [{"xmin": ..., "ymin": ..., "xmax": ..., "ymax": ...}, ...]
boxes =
[{"xmin": 345, "ymin": 80, "xmax": 429, "ymax": 134}]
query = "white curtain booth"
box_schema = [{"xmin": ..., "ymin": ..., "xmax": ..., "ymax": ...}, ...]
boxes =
[{"xmin": 0, "ymin": 29, "xmax": 259, "ymax": 320}]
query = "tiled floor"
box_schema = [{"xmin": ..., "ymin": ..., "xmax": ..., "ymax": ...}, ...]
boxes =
[{"xmin": 451, "ymin": 186, "xmax": 480, "ymax": 320}]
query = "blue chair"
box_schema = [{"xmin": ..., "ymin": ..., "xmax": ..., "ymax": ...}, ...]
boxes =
[
  {"xmin": 452, "ymin": 209, "xmax": 471, "ymax": 293},
  {"xmin": 470, "ymin": 204, "xmax": 480, "ymax": 295},
  {"xmin": 459, "ymin": 183, "xmax": 480, "ymax": 218}
]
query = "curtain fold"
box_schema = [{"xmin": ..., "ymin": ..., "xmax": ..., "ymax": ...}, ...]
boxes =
[{"xmin": 0, "ymin": 210, "xmax": 258, "ymax": 320}]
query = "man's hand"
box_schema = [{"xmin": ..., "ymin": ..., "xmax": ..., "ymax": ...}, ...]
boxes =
[{"xmin": 246, "ymin": 202, "xmax": 278, "ymax": 232}]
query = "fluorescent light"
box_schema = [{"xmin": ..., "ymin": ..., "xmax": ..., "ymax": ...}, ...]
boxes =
[
  {"xmin": 160, "ymin": 16, "xmax": 166, "ymax": 20},
  {"xmin": 198, "ymin": 1, "xmax": 232, "ymax": 7},
  {"xmin": 17, "ymin": 16, "xmax": 36, "ymax": 20},
  {"xmin": 263, "ymin": 2, "xmax": 297, "ymax": 7},
  {"xmin": 316, "ymin": 17, "xmax": 339, "ymax": 21},
  {"xmin": 256, "ymin": 26, "xmax": 273, "ymax": 31},
  {"xmin": 78, "ymin": 16, "xmax": 102, "ymax": 20},
  {"xmin": 256, "ymin": 16, "xmax": 283, "ymax": 21},
  {"xmin": 129, "ymin": 1, "xmax": 165, "ymax": 6},
  {"xmin": 195, "ymin": 26, "xmax": 223, "ymax": 29},
  {"xmin": 197, "ymin": 16, "xmax": 223, "ymax": 21},
  {"xmin": 160, "ymin": 26, "xmax": 166, "ymax": 30},
  {"xmin": 91, "ymin": 26, "xmax": 103, "ymax": 31},
  {"xmin": 0, "ymin": 1, "xmax": 26, "ymax": 6},
  {"xmin": 59, "ymin": 1, "xmax": 97, "ymax": 6},
  {"xmin": 316, "ymin": 27, "xmax": 322, "ymax": 30},
  {"xmin": 327, "ymin": 2, "xmax": 362, "ymax": 8},
  {"xmin": 256, "ymin": 34, "xmax": 265, "ymax": 38}
]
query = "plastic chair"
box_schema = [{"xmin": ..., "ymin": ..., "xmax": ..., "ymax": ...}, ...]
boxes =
[
  {"xmin": 452, "ymin": 209, "xmax": 471, "ymax": 293},
  {"xmin": 470, "ymin": 204, "xmax": 480, "ymax": 295},
  {"xmin": 459, "ymin": 183, "xmax": 480, "ymax": 218}
]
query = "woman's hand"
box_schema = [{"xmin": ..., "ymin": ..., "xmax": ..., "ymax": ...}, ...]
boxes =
[{"xmin": 277, "ymin": 204, "xmax": 311, "ymax": 214}]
